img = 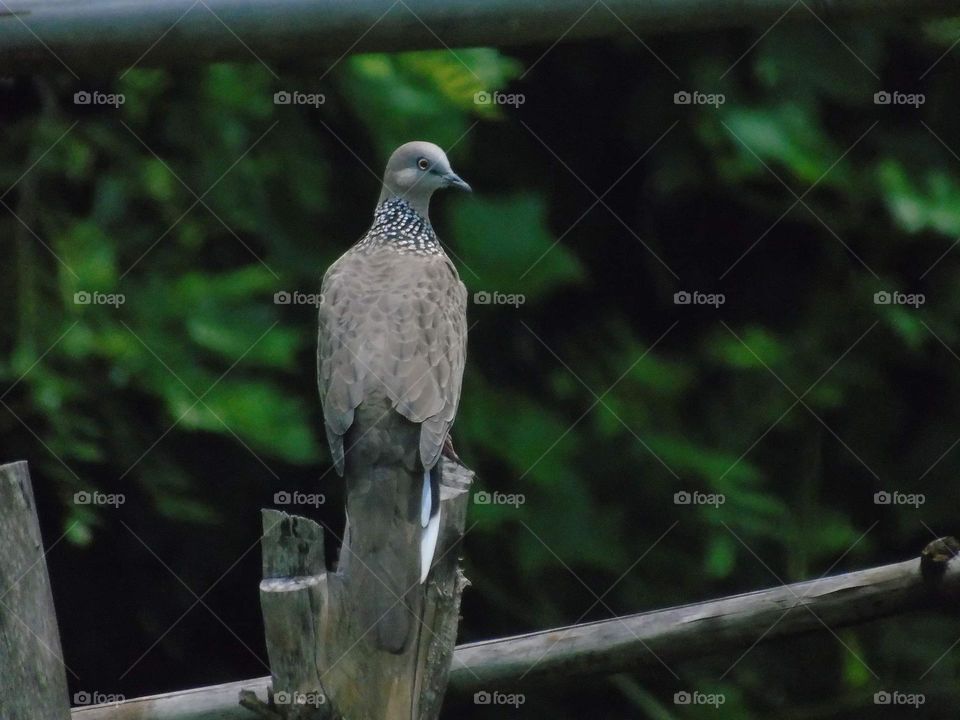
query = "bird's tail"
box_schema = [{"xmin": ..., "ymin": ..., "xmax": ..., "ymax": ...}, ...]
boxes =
[
  {"xmin": 339, "ymin": 398, "xmax": 446, "ymax": 655},
  {"xmin": 369, "ymin": 464, "xmax": 440, "ymax": 652}
]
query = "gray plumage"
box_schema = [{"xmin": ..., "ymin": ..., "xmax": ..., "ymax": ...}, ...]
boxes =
[{"xmin": 317, "ymin": 141, "xmax": 469, "ymax": 654}]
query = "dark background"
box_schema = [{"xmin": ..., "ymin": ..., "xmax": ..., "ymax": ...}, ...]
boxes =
[{"xmin": 3, "ymin": 11, "xmax": 960, "ymax": 719}]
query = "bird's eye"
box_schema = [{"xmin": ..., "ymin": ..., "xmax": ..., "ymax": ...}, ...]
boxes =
[{"xmin": 417, "ymin": 158, "xmax": 430, "ymax": 171}]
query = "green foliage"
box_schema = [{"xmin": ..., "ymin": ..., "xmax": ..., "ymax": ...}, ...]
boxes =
[
  {"xmin": 342, "ymin": 49, "xmax": 522, "ymax": 153},
  {"xmin": 3, "ymin": 20, "xmax": 960, "ymax": 719}
]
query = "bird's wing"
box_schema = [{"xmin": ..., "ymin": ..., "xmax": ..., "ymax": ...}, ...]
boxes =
[
  {"xmin": 421, "ymin": 267, "xmax": 467, "ymax": 468},
  {"xmin": 318, "ymin": 250, "xmax": 467, "ymax": 473},
  {"xmin": 387, "ymin": 255, "xmax": 467, "ymax": 470},
  {"xmin": 317, "ymin": 252, "xmax": 368, "ymax": 476}
]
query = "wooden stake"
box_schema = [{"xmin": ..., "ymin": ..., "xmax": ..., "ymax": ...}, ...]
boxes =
[{"xmin": 0, "ymin": 460, "xmax": 72, "ymax": 720}]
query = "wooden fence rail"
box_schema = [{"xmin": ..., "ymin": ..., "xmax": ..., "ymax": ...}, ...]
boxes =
[
  {"xmin": 4, "ymin": 458, "xmax": 959, "ymax": 719},
  {"xmin": 72, "ymin": 536, "xmax": 960, "ymax": 719},
  {"xmin": 2, "ymin": 0, "xmax": 959, "ymax": 75}
]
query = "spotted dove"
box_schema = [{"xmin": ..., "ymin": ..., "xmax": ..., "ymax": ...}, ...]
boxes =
[{"xmin": 317, "ymin": 141, "xmax": 470, "ymax": 654}]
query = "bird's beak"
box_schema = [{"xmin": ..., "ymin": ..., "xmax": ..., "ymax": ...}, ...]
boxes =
[{"xmin": 442, "ymin": 172, "xmax": 472, "ymax": 192}]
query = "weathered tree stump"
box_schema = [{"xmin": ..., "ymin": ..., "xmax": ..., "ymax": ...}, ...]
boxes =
[
  {"xmin": 0, "ymin": 460, "xmax": 72, "ymax": 720},
  {"xmin": 249, "ymin": 459, "xmax": 473, "ymax": 720}
]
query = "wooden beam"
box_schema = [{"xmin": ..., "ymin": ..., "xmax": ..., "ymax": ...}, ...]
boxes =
[
  {"xmin": 451, "ymin": 539, "xmax": 960, "ymax": 689},
  {"xmin": 0, "ymin": 461, "xmax": 72, "ymax": 720},
  {"xmin": 72, "ymin": 539, "xmax": 960, "ymax": 719},
  {"xmin": 1, "ymin": 0, "xmax": 958, "ymax": 75}
]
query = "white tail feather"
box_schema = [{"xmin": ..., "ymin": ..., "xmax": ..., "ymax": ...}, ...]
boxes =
[
  {"xmin": 420, "ymin": 470, "xmax": 431, "ymax": 528},
  {"xmin": 420, "ymin": 470, "xmax": 440, "ymax": 583},
  {"xmin": 420, "ymin": 508, "xmax": 441, "ymax": 583}
]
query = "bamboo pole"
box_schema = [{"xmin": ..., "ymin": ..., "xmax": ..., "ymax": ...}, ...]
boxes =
[
  {"xmin": 1, "ymin": 0, "xmax": 958, "ymax": 75},
  {"xmin": 72, "ymin": 538, "xmax": 960, "ymax": 719}
]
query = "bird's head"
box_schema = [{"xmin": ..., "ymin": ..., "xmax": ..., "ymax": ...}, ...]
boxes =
[{"xmin": 378, "ymin": 141, "xmax": 471, "ymax": 216}]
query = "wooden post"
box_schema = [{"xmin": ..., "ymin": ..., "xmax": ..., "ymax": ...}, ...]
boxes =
[
  {"xmin": 0, "ymin": 460, "xmax": 72, "ymax": 720},
  {"xmin": 247, "ymin": 458, "xmax": 473, "ymax": 720}
]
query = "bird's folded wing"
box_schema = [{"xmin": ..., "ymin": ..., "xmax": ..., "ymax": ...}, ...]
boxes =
[
  {"xmin": 317, "ymin": 255, "xmax": 366, "ymax": 474},
  {"xmin": 318, "ymin": 252, "xmax": 468, "ymax": 472},
  {"xmin": 389, "ymin": 257, "xmax": 467, "ymax": 470}
]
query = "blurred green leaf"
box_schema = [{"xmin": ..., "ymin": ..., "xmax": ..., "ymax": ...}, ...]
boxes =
[
  {"xmin": 878, "ymin": 159, "xmax": 960, "ymax": 236},
  {"xmin": 450, "ymin": 192, "xmax": 585, "ymax": 298}
]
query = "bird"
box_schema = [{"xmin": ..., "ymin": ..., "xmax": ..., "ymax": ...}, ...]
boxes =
[{"xmin": 317, "ymin": 141, "xmax": 470, "ymax": 655}]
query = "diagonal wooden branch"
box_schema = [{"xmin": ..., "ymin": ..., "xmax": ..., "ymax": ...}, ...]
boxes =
[
  {"xmin": 453, "ymin": 536, "xmax": 960, "ymax": 690},
  {"xmin": 73, "ymin": 536, "xmax": 960, "ymax": 719}
]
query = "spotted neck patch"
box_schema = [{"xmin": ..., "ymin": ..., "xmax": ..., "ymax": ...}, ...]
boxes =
[{"xmin": 355, "ymin": 197, "xmax": 443, "ymax": 255}]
